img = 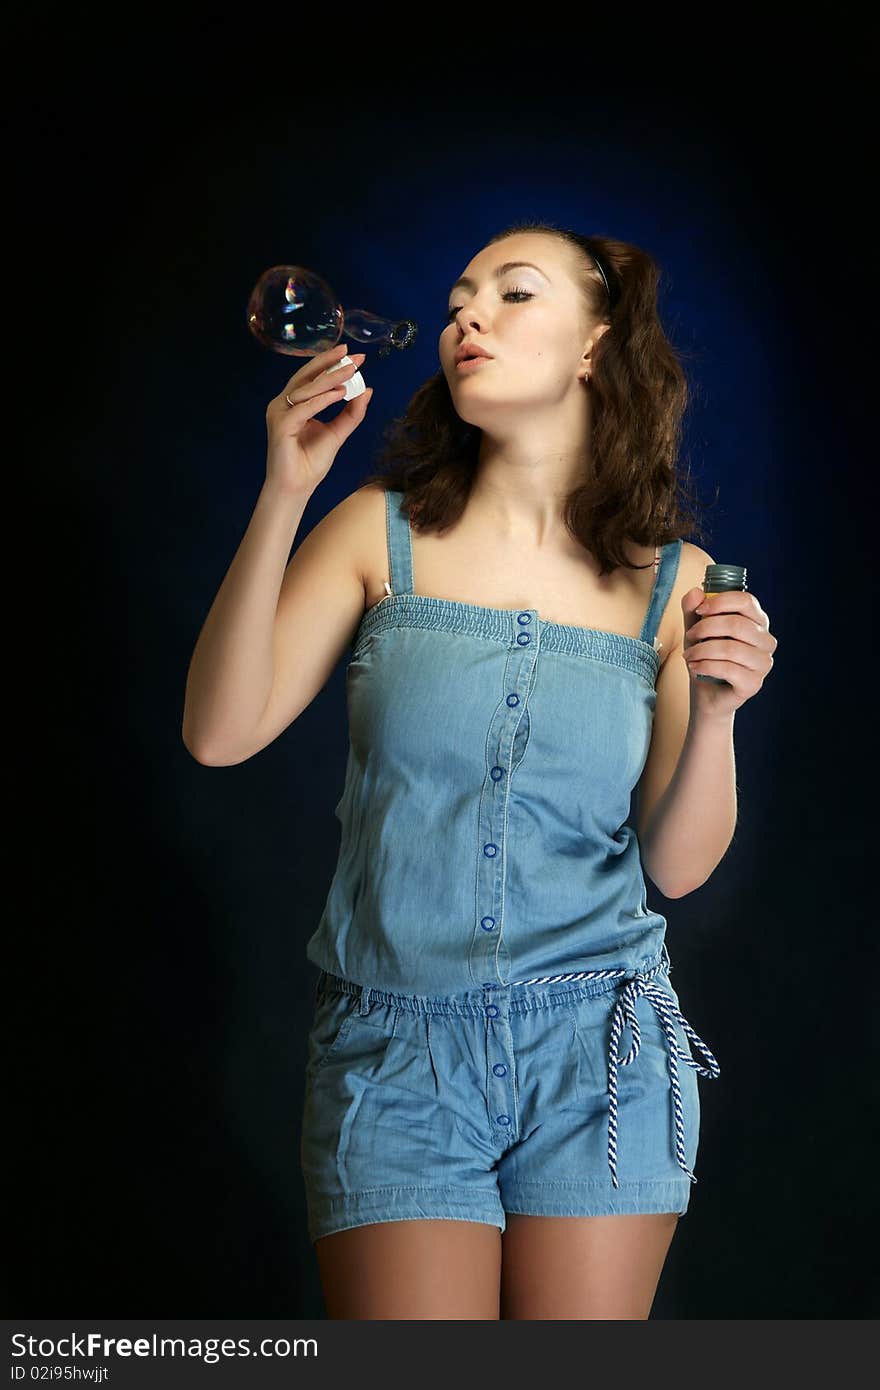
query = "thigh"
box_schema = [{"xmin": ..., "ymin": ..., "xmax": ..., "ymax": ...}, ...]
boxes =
[
  {"xmin": 315, "ymin": 1219, "xmax": 502, "ymax": 1319},
  {"xmin": 500, "ymin": 1212, "xmax": 679, "ymax": 1320}
]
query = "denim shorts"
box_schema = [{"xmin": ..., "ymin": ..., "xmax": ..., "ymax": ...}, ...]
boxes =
[{"xmin": 299, "ymin": 951, "xmax": 716, "ymax": 1243}]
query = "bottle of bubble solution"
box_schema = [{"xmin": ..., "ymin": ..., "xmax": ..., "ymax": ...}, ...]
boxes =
[{"xmin": 696, "ymin": 563, "xmax": 748, "ymax": 685}]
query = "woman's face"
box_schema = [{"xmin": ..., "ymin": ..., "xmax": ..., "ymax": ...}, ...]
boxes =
[{"xmin": 439, "ymin": 235, "xmax": 603, "ymax": 427}]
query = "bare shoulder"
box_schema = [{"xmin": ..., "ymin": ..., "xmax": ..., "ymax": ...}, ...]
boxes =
[
  {"xmin": 660, "ymin": 540, "xmax": 715, "ymax": 662},
  {"xmin": 350, "ymin": 480, "xmax": 389, "ymax": 517},
  {"xmin": 341, "ymin": 481, "xmax": 388, "ymax": 595},
  {"xmin": 344, "ymin": 481, "xmax": 395, "ymax": 606},
  {"xmin": 677, "ymin": 540, "xmax": 716, "ymax": 590}
]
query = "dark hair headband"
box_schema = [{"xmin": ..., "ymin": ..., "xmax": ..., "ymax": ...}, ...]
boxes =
[{"xmin": 588, "ymin": 246, "xmax": 619, "ymax": 310}]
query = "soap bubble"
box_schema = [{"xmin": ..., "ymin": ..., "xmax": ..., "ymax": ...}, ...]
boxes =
[
  {"xmin": 246, "ymin": 266, "xmax": 341, "ymax": 355},
  {"xmin": 246, "ymin": 264, "xmax": 417, "ymax": 359}
]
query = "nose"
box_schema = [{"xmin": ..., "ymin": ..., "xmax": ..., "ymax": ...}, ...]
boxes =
[
  {"xmin": 449, "ymin": 302, "xmax": 488, "ymax": 336},
  {"xmin": 460, "ymin": 311, "xmax": 485, "ymax": 335}
]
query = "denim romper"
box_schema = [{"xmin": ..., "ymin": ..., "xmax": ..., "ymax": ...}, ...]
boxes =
[{"xmin": 300, "ymin": 487, "xmax": 721, "ymax": 1242}]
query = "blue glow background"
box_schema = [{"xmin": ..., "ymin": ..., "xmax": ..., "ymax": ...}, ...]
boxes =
[{"xmin": 11, "ymin": 20, "xmax": 873, "ymax": 1321}]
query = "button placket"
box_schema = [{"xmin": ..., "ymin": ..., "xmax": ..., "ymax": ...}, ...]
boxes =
[
  {"xmin": 482, "ymin": 992, "xmax": 518, "ymax": 1142},
  {"xmin": 468, "ymin": 613, "xmax": 540, "ymax": 986}
]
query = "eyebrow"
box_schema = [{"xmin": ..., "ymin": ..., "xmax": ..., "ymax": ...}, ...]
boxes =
[{"xmin": 448, "ymin": 261, "xmax": 551, "ymax": 299}]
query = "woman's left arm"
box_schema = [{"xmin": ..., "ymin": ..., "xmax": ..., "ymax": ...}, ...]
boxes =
[{"xmin": 641, "ymin": 588, "xmax": 778, "ymax": 897}]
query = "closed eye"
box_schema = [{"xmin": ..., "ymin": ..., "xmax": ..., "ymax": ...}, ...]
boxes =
[{"xmin": 445, "ymin": 288, "xmax": 533, "ymax": 323}]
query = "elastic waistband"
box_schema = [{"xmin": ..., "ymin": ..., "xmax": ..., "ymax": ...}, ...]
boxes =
[{"xmin": 314, "ymin": 941, "xmax": 672, "ymax": 1019}]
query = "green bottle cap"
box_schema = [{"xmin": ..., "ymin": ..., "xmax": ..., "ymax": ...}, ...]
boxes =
[{"xmin": 704, "ymin": 563, "xmax": 747, "ymax": 592}]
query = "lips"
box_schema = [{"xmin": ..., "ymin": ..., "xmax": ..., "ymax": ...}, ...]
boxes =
[
  {"xmin": 454, "ymin": 343, "xmax": 494, "ymax": 365},
  {"xmin": 455, "ymin": 356, "xmax": 492, "ymax": 371}
]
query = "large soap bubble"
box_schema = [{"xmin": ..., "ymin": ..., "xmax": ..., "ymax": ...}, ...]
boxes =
[{"xmin": 246, "ymin": 264, "xmax": 417, "ymax": 360}]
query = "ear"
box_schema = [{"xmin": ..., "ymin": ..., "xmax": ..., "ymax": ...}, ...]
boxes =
[{"xmin": 582, "ymin": 321, "xmax": 611, "ymax": 361}]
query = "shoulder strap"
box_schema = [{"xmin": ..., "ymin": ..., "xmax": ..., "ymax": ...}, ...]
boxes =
[
  {"xmin": 384, "ymin": 488, "xmax": 414, "ymax": 596},
  {"xmin": 639, "ymin": 539, "xmax": 683, "ymax": 648}
]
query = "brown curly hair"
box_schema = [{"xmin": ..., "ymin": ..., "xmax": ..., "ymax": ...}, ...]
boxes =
[{"xmin": 356, "ymin": 219, "xmax": 714, "ymax": 577}]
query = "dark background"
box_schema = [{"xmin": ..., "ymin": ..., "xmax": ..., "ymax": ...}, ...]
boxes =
[{"xmin": 9, "ymin": 18, "xmax": 875, "ymax": 1318}]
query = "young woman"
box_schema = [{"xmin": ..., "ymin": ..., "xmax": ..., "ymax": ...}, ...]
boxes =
[{"xmin": 183, "ymin": 222, "xmax": 777, "ymax": 1319}]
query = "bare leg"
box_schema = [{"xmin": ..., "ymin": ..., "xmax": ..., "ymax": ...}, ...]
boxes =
[
  {"xmin": 500, "ymin": 1212, "xmax": 680, "ymax": 1319},
  {"xmin": 314, "ymin": 1218, "xmax": 503, "ymax": 1319}
]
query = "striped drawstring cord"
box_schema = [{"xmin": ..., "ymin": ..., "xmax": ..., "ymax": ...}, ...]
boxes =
[
  {"xmin": 606, "ymin": 957, "xmax": 721, "ymax": 1189},
  {"xmin": 507, "ymin": 943, "xmax": 721, "ymax": 1190}
]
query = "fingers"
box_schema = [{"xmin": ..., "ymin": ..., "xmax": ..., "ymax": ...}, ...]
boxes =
[
  {"xmin": 280, "ymin": 351, "xmax": 366, "ymax": 411},
  {"xmin": 280, "ymin": 343, "xmax": 349, "ymax": 400},
  {"xmin": 300, "ymin": 342, "xmax": 351, "ymax": 386}
]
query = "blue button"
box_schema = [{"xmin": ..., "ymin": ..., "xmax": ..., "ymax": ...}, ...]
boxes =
[
  {"xmin": 517, "ymin": 612, "xmax": 532, "ymax": 624},
  {"xmin": 480, "ymin": 917, "xmax": 496, "ymax": 932},
  {"xmin": 516, "ymin": 633, "xmax": 530, "ymax": 645},
  {"xmin": 506, "ymin": 693, "xmax": 519, "ymax": 706},
  {"xmin": 483, "ymin": 843, "xmax": 498, "ymax": 857},
  {"xmin": 496, "ymin": 1114, "xmax": 511, "ymax": 1126},
  {"xmin": 493, "ymin": 1063, "xmax": 507, "ymax": 1077},
  {"xmin": 485, "ymin": 1004, "xmax": 499, "ymax": 1018},
  {"xmin": 490, "ymin": 766, "xmax": 504, "ymax": 780}
]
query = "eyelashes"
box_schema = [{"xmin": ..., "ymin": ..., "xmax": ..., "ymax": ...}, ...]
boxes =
[{"xmin": 444, "ymin": 288, "xmax": 533, "ymax": 324}]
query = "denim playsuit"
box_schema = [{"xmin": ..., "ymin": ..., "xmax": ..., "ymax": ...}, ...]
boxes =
[{"xmin": 300, "ymin": 488, "xmax": 720, "ymax": 1242}]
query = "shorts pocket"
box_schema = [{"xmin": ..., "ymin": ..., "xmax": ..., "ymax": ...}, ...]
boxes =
[{"xmin": 306, "ymin": 989, "xmax": 361, "ymax": 1078}]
